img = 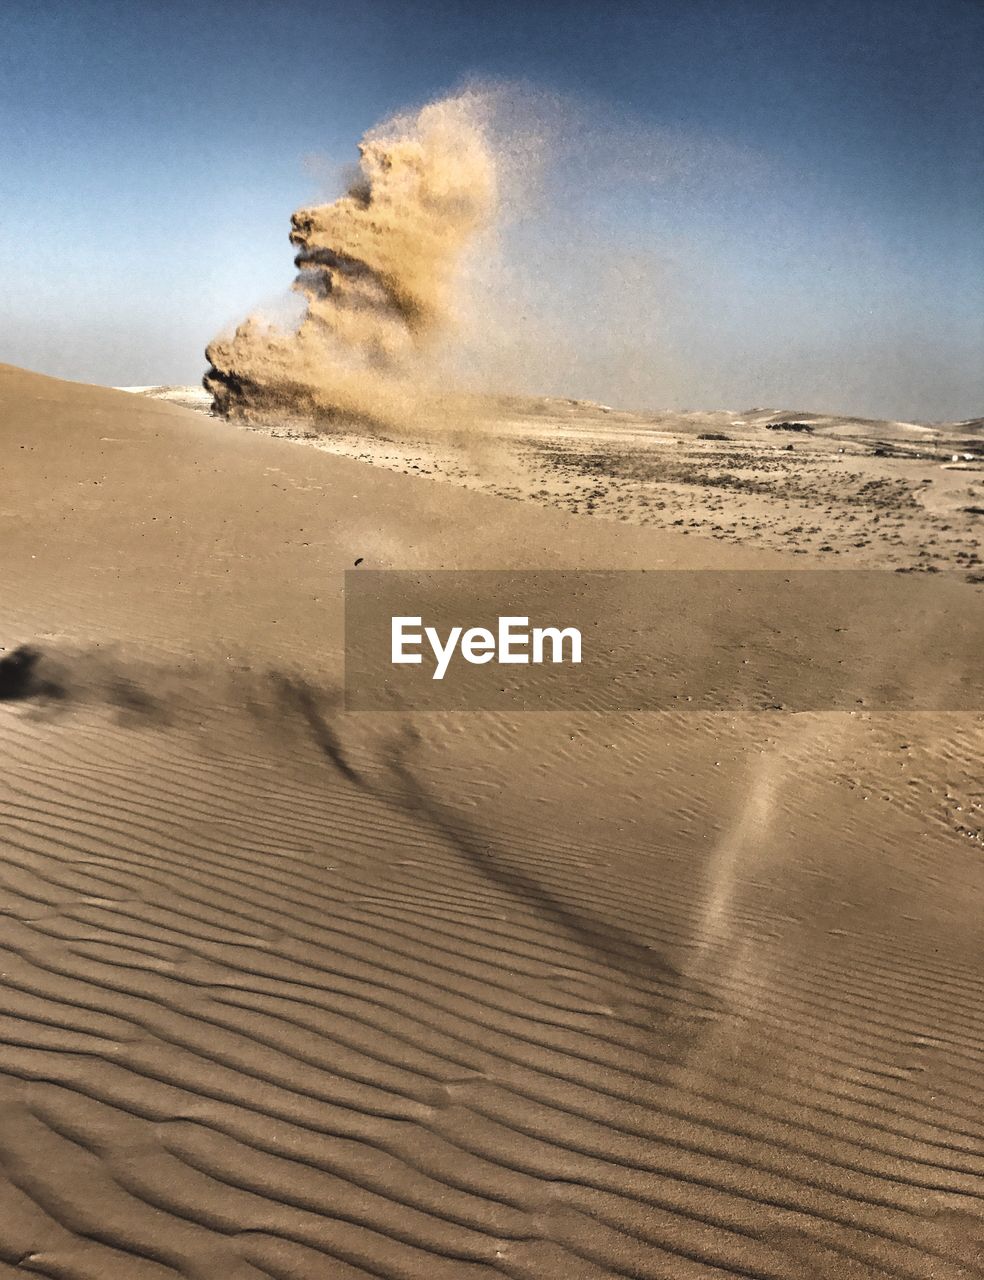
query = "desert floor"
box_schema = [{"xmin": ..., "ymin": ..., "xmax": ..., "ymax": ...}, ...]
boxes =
[
  {"xmin": 135, "ymin": 385, "xmax": 983, "ymax": 574},
  {"xmin": 1, "ymin": 364, "xmax": 982, "ymax": 1278}
]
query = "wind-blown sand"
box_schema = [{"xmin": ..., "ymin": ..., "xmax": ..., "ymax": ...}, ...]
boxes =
[{"xmin": 2, "ymin": 364, "xmax": 983, "ymax": 1278}]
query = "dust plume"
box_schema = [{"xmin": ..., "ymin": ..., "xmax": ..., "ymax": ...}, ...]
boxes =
[
  {"xmin": 204, "ymin": 83, "xmax": 776, "ymax": 426},
  {"xmin": 204, "ymin": 93, "xmax": 496, "ymax": 427}
]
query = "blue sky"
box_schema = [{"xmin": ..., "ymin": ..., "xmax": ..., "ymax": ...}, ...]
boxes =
[{"xmin": 0, "ymin": 0, "xmax": 981, "ymax": 419}]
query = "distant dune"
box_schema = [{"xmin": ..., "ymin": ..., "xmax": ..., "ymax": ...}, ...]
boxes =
[{"xmin": 2, "ymin": 363, "xmax": 983, "ymax": 1278}]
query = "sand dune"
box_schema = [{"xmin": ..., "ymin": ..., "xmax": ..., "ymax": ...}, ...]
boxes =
[{"xmin": 2, "ymin": 365, "xmax": 983, "ymax": 1278}]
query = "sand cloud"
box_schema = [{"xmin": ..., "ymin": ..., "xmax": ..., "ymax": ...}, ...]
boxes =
[
  {"xmin": 204, "ymin": 92, "xmax": 496, "ymax": 426},
  {"xmin": 204, "ymin": 82, "xmax": 775, "ymax": 427}
]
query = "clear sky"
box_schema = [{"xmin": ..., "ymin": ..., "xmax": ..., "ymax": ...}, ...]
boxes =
[{"xmin": 1, "ymin": 0, "xmax": 981, "ymax": 420}]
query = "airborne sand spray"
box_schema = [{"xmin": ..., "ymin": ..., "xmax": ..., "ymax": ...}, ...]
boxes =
[
  {"xmin": 204, "ymin": 93, "xmax": 496, "ymax": 426},
  {"xmin": 204, "ymin": 84, "xmax": 773, "ymax": 425}
]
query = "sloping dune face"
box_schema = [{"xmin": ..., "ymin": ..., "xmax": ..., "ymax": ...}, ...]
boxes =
[{"xmin": 1, "ymin": 364, "xmax": 983, "ymax": 1278}]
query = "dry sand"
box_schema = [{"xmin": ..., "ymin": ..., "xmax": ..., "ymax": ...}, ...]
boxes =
[{"xmin": 2, "ymin": 364, "xmax": 983, "ymax": 1277}]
